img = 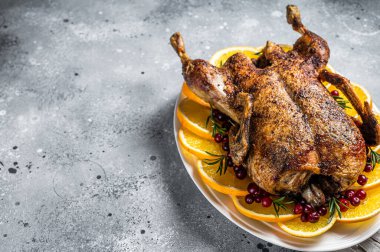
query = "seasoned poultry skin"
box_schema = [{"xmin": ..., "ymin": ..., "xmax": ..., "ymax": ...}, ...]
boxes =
[{"xmin": 171, "ymin": 5, "xmax": 380, "ymax": 206}]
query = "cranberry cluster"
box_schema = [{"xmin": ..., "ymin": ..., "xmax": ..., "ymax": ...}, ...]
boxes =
[
  {"xmin": 339, "ymin": 189, "xmax": 367, "ymax": 210},
  {"xmin": 211, "ymin": 109, "xmax": 248, "ymax": 180},
  {"xmin": 293, "ymin": 201, "xmax": 326, "ymax": 223},
  {"xmin": 211, "ymin": 109, "xmax": 231, "ymax": 152},
  {"xmin": 244, "ymin": 183, "xmax": 273, "ymax": 208},
  {"xmin": 232, "ymin": 163, "xmax": 247, "ymax": 179}
]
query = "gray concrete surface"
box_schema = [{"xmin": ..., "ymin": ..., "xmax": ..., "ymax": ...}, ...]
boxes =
[{"xmin": 0, "ymin": 0, "xmax": 379, "ymax": 251}]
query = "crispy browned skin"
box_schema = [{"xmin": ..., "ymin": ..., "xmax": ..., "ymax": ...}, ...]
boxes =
[
  {"xmin": 223, "ymin": 53, "xmax": 320, "ymax": 195},
  {"xmin": 263, "ymin": 44, "xmax": 366, "ymax": 192},
  {"xmin": 170, "ymin": 5, "xmax": 378, "ymax": 206}
]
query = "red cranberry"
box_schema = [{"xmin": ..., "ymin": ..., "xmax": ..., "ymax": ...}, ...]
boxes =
[
  {"xmin": 317, "ymin": 206, "xmax": 327, "ymax": 216},
  {"xmin": 339, "ymin": 198, "xmax": 350, "ymax": 212},
  {"xmin": 345, "ymin": 190, "xmax": 356, "ymax": 200},
  {"xmin": 261, "ymin": 197, "xmax": 272, "ymax": 208},
  {"xmin": 227, "ymin": 157, "xmax": 233, "ymax": 167},
  {"xmin": 247, "ymin": 183, "xmax": 259, "ymax": 195},
  {"xmin": 222, "ymin": 142, "xmax": 229, "ymax": 152},
  {"xmin": 245, "ymin": 194, "xmax": 254, "ymax": 204},
  {"xmin": 331, "ymin": 90, "xmax": 339, "ymax": 96},
  {"xmin": 350, "ymin": 196, "xmax": 360, "ymax": 206},
  {"xmin": 364, "ymin": 164, "xmax": 373, "ymax": 173},
  {"xmin": 233, "ymin": 165, "xmax": 242, "ymax": 172},
  {"xmin": 308, "ymin": 212, "xmax": 320, "ymax": 223},
  {"xmin": 293, "ymin": 203, "xmax": 304, "ymax": 214},
  {"xmin": 216, "ymin": 113, "xmax": 226, "ymax": 122},
  {"xmin": 235, "ymin": 169, "xmax": 247, "ymax": 180},
  {"xmin": 214, "ymin": 133, "xmax": 222, "ymax": 143},
  {"xmin": 300, "ymin": 213, "xmax": 308, "ymax": 222},
  {"xmin": 357, "ymin": 175, "xmax": 368, "ymax": 185},
  {"xmin": 212, "ymin": 110, "xmax": 219, "ymax": 118},
  {"xmin": 355, "ymin": 189, "xmax": 366, "ymax": 200},
  {"xmin": 303, "ymin": 204, "xmax": 314, "ymax": 214},
  {"xmin": 254, "ymin": 196, "xmax": 262, "ymax": 203},
  {"xmin": 222, "ymin": 135, "xmax": 229, "ymax": 143},
  {"xmin": 260, "ymin": 190, "xmax": 270, "ymax": 197}
]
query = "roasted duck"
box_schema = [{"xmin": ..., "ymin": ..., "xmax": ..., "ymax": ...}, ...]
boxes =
[{"xmin": 170, "ymin": 5, "xmax": 380, "ymax": 207}]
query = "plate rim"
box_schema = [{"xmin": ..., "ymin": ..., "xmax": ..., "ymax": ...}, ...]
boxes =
[{"xmin": 173, "ymin": 94, "xmax": 380, "ymax": 251}]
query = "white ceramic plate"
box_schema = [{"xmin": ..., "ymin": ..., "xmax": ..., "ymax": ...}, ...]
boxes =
[{"xmin": 173, "ymin": 94, "xmax": 380, "ymax": 251}]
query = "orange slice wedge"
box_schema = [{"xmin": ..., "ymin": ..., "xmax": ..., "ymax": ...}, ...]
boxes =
[
  {"xmin": 337, "ymin": 186, "xmax": 380, "ymax": 223},
  {"xmin": 181, "ymin": 82, "xmax": 210, "ymax": 107},
  {"xmin": 231, "ymin": 195, "xmax": 298, "ymax": 222},
  {"xmin": 278, "ymin": 215, "xmax": 336, "ymax": 238},
  {"xmin": 197, "ymin": 160, "xmax": 250, "ymax": 196},
  {"xmin": 350, "ymin": 145, "xmax": 380, "ymax": 190},
  {"xmin": 177, "ymin": 98, "xmax": 213, "ymax": 140},
  {"xmin": 178, "ymin": 127, "xmax": 224, "ymax": 159}
]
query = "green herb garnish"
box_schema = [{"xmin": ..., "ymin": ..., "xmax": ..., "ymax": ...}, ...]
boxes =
[
  {"xmin": 368, "ymin": 146, "xmax": 380, "ymax": 170},
  {"xmin": 328, "ymin": 197, "xmax": 349, "ymax": 223},
  {"xmin": 273, "ymin": 196, "xmax": 294, "ymax": 217},
  {"xmin": 206, "ymin": 105, "xmax": 227, "ymax": 137},
  {"xmin": 202, "ymin": 152, "xmax": 228, "ymax": 175},
  {"xmin": 333, "ymin": 96, "xmax": 352, "ymax": 109},
  {"xmin": 219, "ymin": 59, "xmax": 225, "ymax": 67}
]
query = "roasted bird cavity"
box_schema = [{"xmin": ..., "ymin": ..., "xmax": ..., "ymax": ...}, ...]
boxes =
[{"xmin": 170, "ymin": 5, "xmax": 380, "ymax": 207}]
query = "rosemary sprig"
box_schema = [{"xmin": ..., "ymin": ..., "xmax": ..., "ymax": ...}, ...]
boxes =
[
  {"xmin": 272, "ymin": 196, "xmax": 294, "ymax": 217},
  {"xmin": 333, "ymin": 96, "xmax": 352, "ymax": 109},
  {"xmin": 328, "ymin": 197, "xmax": 340, "ymax": 223},
  {"xmin": 254, "ymin": 51, "xmax": 263, "ymax": 56},
  {"xmin": 219, "ymin": 59, "xmax": 225, "ymax": 67},
  {"xmin": 328, "ymin": 197, "xmax": 349, "ymax": 223},
  {"xmin": 368, "ymin": 146, "xmax": 380, "ymax": 170},
  {"xmin": 206, "ymin": 105, "xmax": 227, "ymax": 137},
  {"xmin": 202, "ymin": 152, "xmax": 228, "ymax": 175},
  {"xmin": 228, "ymin": 118, "xmax": 236, "ymax": 127}
]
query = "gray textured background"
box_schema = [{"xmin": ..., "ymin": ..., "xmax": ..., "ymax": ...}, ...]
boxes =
[{"xmin": 0, "ymin": 0, "xmax": 379, "ymax": 251}]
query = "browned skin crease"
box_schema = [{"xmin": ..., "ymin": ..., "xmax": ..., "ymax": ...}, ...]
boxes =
[
  {"xmin": 170, "ymin": 5, "xmax": 372, "ymax": 206},
  {"xmin": 228, "ymin": 92, "xmax": 253, "ymax": 166}
]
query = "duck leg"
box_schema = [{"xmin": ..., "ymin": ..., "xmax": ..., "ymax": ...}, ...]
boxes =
[
  {"xmin": 319, "ymin": 70, "xmax": 380, "ymax": 146},
  {"xmin": 302, "ymin": 183, "xmax": 326, "ymax": 208},
  {"xmin": 170, "ymin": 32, "xmax": 240, "ymax": 122},
  {"xmin": 287, "ymin": 5, "xmax": 330, "ymax": 71}
]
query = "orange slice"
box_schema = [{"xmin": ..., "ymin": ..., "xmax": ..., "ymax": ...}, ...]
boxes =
[
  {"xmin": 178, "ymin": 127, "xmax": 224, "ymax": 159},
  {"xmin": 231, "ymin": 195, "xmax": 298, "ymax": 222},
  {"xmin": 350, "ymin": 145, "xmax": 380, "ymax": 190},
  {"xmin": 177, "ymin": 98, "xmax": 213, "ymax": 140},
  {"xmin": 278, "ymin": 215, "xmax": 336, "ymax": 238},
  {"xmin": 197, "ymin": 160, "xmax": 250, "ymax": 196},
  {"xmin": 337, "ymin": 187, "xmax": 380, "ymax": 223},
  {"xmin": 181, "ymin": 82, "xmax": 210, "ymax": 107}
]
